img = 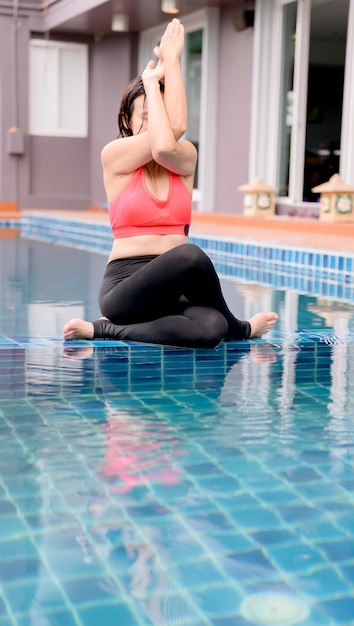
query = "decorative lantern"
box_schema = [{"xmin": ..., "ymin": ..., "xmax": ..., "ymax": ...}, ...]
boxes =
[
  {"xmin": 312, "ymin": 174, "xmax": 354, "ymax": 222},
  {"xmin": 238, "ymin": 178, "xmax": 277, "ymax": 217}
]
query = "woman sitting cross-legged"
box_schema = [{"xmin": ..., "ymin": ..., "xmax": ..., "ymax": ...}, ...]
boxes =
[{"xmin": 63, "ymin": 18, "xmax": 278, "ymax": 349}]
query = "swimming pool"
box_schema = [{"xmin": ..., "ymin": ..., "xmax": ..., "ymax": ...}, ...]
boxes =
[{"xmin": 1, "ymin": 232, "xmax": 354, "ymax": 625}]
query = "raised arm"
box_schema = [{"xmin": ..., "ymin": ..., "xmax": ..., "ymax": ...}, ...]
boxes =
[
  {"xmin": 100, "ymin": 130, "xmax": 152, "ymax": 178},
  {"xmin": 101, "ymin": 18, "xmax": 196, "ymax": 186},
  {"xmin": 142, "ymin": 59, "xmax": 196, "ymax": 177},
  {"xmin": 154, "ymin": 18, "xmax": 187, "ymax": 139},
  {"xmin": 143, "ymin": 21, "xmax": 197, "ymax": 176}
]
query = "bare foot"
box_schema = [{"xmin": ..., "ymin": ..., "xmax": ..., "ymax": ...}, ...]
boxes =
[
  {"xmin": 249, "ymin": 312, "xmax": 278, "ymax": 338},
  {"xmin": 63, "ymin": 318, "xmax": 94, "ymax": 341}
]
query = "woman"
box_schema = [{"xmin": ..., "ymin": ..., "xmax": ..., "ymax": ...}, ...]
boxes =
[{"xmin": 63, "ymin": 18, "xmax": 278, "ymax": 348}]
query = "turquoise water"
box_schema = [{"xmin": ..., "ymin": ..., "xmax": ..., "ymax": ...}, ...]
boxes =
[{"xmin": 1, "ymin": 235, "xmax": 354, "ymax": 625}]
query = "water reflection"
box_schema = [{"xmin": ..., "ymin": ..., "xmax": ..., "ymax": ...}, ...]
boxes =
[
  {"xmin": 3, "ymin": 338, "xmax": 354, "ymax": 623},
  {"xmin": 62, "ymin": 342, "xmax": 281, "ymax": 624},
  {"xmin": 3, "ymin": 238, "xmax": 354, "ymax": 623},
  {"xmin": 1, "ymin": 235, "xmax": 354, "ymax": 338}
]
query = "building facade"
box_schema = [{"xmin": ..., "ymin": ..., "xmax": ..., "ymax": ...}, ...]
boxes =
[{"xmin": 0, "ymin": 0, "xmax": 352, "ymax": 216}]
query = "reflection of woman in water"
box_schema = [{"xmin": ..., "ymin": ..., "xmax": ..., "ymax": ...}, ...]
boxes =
[
  {"xmin": 65, "ymin": 341, "xmax": 277, "ymax": 494},
  {"xmin": 63, "ymin": 18, "xmax": 278, "ymax": 348},
  {"xmin": 64, "ymin": 341, "xmax": 277, "ymax": 624},
  {"xmin": 101, "ymin": 407, "xmax": 182, "ymax": 494}
]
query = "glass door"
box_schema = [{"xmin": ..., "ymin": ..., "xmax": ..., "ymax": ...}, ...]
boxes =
[
  {"xmin": 185, "ymin": 29, "xmax": 202, "ymax": 190},
  {"xmin": 253, "ymin": 0, "xmax": 354, "ymax": 206},
  {"xmin": 303, "ymin": 0, "xmax": 349, "ymax": 201},
  {"xmin": 276, "ymin": 2, "xmax": 297, "ymax": 197}
]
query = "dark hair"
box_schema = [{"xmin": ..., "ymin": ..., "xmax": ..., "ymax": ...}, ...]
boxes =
[{"xmin": 117, "ymin": 76, "xmax": 165, "ymax": 138}]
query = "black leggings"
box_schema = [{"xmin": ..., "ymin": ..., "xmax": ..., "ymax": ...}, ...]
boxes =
[{"xmin": 92, "ymin": 243, "xmax": 251, "ymax": 348}]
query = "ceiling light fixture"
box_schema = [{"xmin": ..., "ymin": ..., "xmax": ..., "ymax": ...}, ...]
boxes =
[
  {"xmin": 111, "ymin": 13, "xmax": 129, "ymax": 32},
  {"xmin": 161, "ymin": 0, "xmax": 180, "ymax": 15}
]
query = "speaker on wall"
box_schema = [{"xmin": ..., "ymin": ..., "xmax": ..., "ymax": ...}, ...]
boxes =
[{"xmin": 233, "ymin": 10, "xmax": 255, "ymax": 32}]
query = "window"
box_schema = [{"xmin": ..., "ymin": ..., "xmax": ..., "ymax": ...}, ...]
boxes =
[
  {"xmin": 29, "ymin": 40, "xmax": 88, "ymax": 137},
  {"xmin": 254, "ymin": 0, "xmax": 354, "ymax": 206}
]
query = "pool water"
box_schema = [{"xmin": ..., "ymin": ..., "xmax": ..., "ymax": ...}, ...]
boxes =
[{"xmin": 1, "ymin": 235, "xmax": 354, "ymax": 625}]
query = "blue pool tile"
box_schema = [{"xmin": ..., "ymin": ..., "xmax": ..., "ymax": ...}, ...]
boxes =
[
  {"xmin": 32, "ymin": 528, "xmax": 94, "ymax": 555},
  {"xmin": 195, "ymin": 475, "xmax": 241, "ymax": 494},
  {"xmin": 193, "ymin": 584, "xmax": 242, "ymax": 617},
  {"xmin": 0, "ymin": 558, "xmax": 49, "ymax": 584},
  {"xmin": 317, "ymin": 538, "xmax": 354, "ymax": 562},
  {"xmin": 0, "ymin": 515, "xmax": 28, "ymax": 539},
  {"xmin": 184, "ymin": 511, "xmax": 236, "ymax": 534},
  {"xmin": 333, "ymin": 509, "xmax": 354, "ymax": 534},
  {"xmin": 289, "ymin": 605, "xmax": 330, "ymax": 626},
  {"xmin": 152, "ymin": 478, "xmax": 196, "ymax": 500},
  {"xmin": 47, "ymin": 552, "xmax": 108, "ymax": 580},
  {"xmin": 0, "ymin": 537, "xmax": 39, "ymax": 561},
  {"xmin": 157, "ymin": 534, "xmax": 208, "ymax": 565},
  {"xmin": 293, "ymin": 566, "xmax": 352, "ymax": 598},
  {"xmin": 257, "ymin": 488, "xmax": 301, "ymax": 506},
  {"xmin": 269, "ymin": 543, "xmax": 326, "ymax": 573},
  {"xmin": 0, "ymin": 597, "xmax": 7, "ymax": 618},
  {"xmin": 176, "ymin": 557, "xmax": 226, "ymax": 588},
  {"xmin": 105, "ymin": 543, "xmax": 145, "ymax": 573},
  {"xmin": 62, "ymin": 576, "xmax": 122, "ymax": 604},
  {"xmin": 0, "ymin": 500, "xmax": 17, "ymax": 515},
  {"xmin": 215, "ymin": 493, "xmax": 259, "ymax": 508},
  {"xmin": 3, "ymin": 578, "xmax": 68, "ymax": 615},
  {"xmin": 220, "ymin": 549, "xmax": 278, "ymax": 580},
  {"xmin": 212, "ymin": 616, "xmax": 251, "ymax": 626},
  {"xmin": 341, "ymin": 563, "xmax": 354, "ymax": 583},
  {"xmin": 250, "ymin": 529, "xmax": 296, "ymax": 546},
  {"xmin": 319, "ymin": 596, "xmax": 354, "ymax": 622},
  {"xmin": 24, "ymin": 510, "xmax": 79, "ymax": 533},
  {"xmin": 155, "ymin": 591, "xmax": 203, "ymax": 624},
  {"xmin": 77, "ymin": 602, "xmax": 140, "ymax": 626},
  {"xmin": 216, "ymin": 458, "xmax": 265, "ymax": 479},
  {"xmin": 202, "ymin": 533, "xmax": 255, "ymax": 555},
  {"xmin": 277, "ymin": 504, "xmax": 323, "ymax": 525},
  {"xmin": 227, "ymin": 507, "xmax": 281, "ymax": 530},
  {"xmin": 16, "ymin": 609, "xmax": 80, "ymax": 626},
  {"xmin": 238, "ymin": 474, "xmax": 284, "ymax": 491},
  {"xmin": 303, "ymin": 520, "xmax": 347, "ymax": 542}
]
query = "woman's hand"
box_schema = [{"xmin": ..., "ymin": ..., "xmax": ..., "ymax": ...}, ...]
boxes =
[
  {"xmin": 154, "ymin": 18, "xmax": 184, "ymax": 63},
  {"xmin": 142, "ymin": 58, "xmax": 164, "ymax": 85}
]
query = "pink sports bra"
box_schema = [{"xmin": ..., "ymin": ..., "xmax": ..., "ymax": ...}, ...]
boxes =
[{"xmin": 109, "ymin": 167, "xmax": 192, "ymax": 238}]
